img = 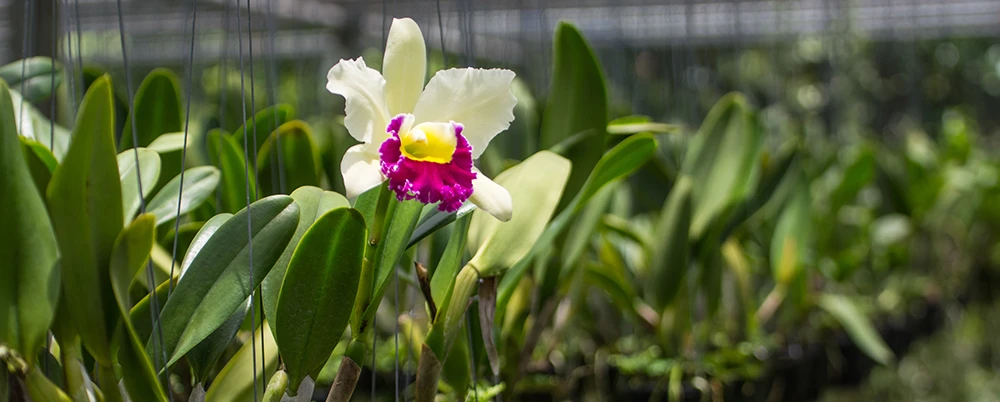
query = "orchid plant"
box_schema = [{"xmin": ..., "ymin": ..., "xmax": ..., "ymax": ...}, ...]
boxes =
[{"xmin": 328, "ymin": 17, "xmax": 515, "ymax": 221}]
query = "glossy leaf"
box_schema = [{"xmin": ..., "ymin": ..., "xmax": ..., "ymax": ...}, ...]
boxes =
[
  {"xmin": 275, "ymin": 208, "xmax": 366, "ymax": 392},
  {"xmin": 818, "ymin": 294, "xmax": 894, "ymax": 365},
  {"xmin": 682, "ymin": 93, "xmax": 762, "ymax": 238},
  {"xmin": 0, "ymin": 57, "xmax": 62, "ymax": 102},
  {"xmin": 648, "ymin": 177, "xmax": 693, "ymax": 310},
  {"xmin": 430, "ymin": 215, "xmax": 472, "ymax": 305},
  {"xmin": 19, "ymin": 136, "xmax": 57, "ymax": 193},
  {"xmin": 146, "ymin": 132, "xmax": 189, "ymax": 154},
  {"xmin": 118, "ymin": 148, "xmax": 162, "ymax": 223},
  {"xmin": 257, "ymin": 120, "xmax": 322, "ymax": 196},
  {"xmin": 468, "ymin": 151, "xmax": 572, "ymax": 277},
  {"xmin": 9, "ymin": 86, "xmax": 71, "ymax": 160},
  {"xmin": 156, "ymin": 195, "xmax": 298, "ymax": 365},
  {"xmin": 358, "ymin": 197, "xmax": 425, "ymax": 325},
  {"xmin": 232, "ymin": 104, "xmax": 296, "ymax": 154},
  {"xmin": 145, "ymin": 166, "xmax": 221, "ymax": 226},
  {"xmin": 179, "ymin": 214, "xmax": 232, "ymax": 278},
  {"xmin": 540, "ymin": 22, "xmax": 608, "ymax": 212},
  {"xmin": 205, "ymin": 322, "xmax": 279, "ymax": 402},
  {"xmin": 262, "ymin": 186, "xmax": 349, "ymax": 323},
  {"xmin": 108, "ymin": 213, "xmax": 169, "ymax": 402},
  {"xmin": 46, "ymin": 75, "xmax": 123, "ymax": 365},
  {"xmin": 0, "ymin": 80, "xmax": 60, "ymax": 366},
  {"xmin": 607, "ymin": 115, "xmax": 681, "ymax": 135},
  {"xmin": 187, "ymin": 300, "xmax": 249, "ymax": 383},
  {"xmin": 120, "ymin": 69, "xmax": 183, "ymax": 151},
  {"xmin": 408, "ymin": 202, "xmax": 477, "ymax": 248},
  {"xmin": 770, "ymin": 177, "xmax": 810, "ymax": 285},
  {"xmin": 207, "ymin": 129, "xmax": 257, "ymax": 213}
]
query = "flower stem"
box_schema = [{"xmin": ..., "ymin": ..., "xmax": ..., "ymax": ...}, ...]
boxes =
[
  {"xmin": 262, "ymin": 370, "xmax": 288, "ymax": 401},
  {"xmin": 416, "ymin": 264, "xmax": 481, "ymax": 402}
]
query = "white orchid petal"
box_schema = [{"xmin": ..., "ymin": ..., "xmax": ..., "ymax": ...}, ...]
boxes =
[
  {"xmin": 341, "ymin": 144, "xmax": 385, "ymax": 198},
  {"xmin": 326, "ymin": 57, "xmax": 391, "ymax": 145},
  {"xmin": 412, "ymin": 68, "xmax": 517, "ymax": 159},
  {"xmin": 383, "ymin": 18, "xmax": 427, "ymax": 116},
  {"xmin": 469, "ymin": 169, "xmax": 513, "ymax": 222}
]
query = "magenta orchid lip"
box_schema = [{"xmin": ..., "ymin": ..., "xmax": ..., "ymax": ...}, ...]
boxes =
[{"xmin": 378, "ymin": 114, "xmax": 476, "ymax": 212}]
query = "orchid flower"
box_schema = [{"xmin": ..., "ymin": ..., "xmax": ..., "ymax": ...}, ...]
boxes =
[{"xmin": 326, "ymin": 17, "xmax": 516, "ymax": 222}]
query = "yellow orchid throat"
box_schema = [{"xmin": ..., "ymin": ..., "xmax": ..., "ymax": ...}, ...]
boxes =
[{"xmin": 399, "ymin": 122, "xmax": 458, "ymax": 164}]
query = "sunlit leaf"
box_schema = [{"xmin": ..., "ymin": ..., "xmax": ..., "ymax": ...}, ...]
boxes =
[
  {"xmin": 818, "ymin": 294, "xmax": 894, "ymax": 365},
  {"xmin": 256, "ymin": 120, "xmax": 322, "ymax": 196},
  {"xmin": 204, "ymin": 322, "xmax": 279, "ymax": 402},
  {"xmin": 118, "ymin": 148, "xmax": 161, "ymax": 223},
  {"xmin": 0, "ymin": 57, "xmax": 62, "ymax": 102},
  {"xmin": 120, "ymin": 69, "xmax": 183, "ymax": 151},
  {"xmin": 145, "ymin": 166, "xmax": 221, "ymax": 226},
  {"xmin": 207, "ymin": 128, "xmax": 257, "ymax": 214}
]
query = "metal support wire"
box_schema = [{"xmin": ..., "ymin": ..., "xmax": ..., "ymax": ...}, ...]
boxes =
[
  {"xmin": 168, "ymin": 0, "xmax": 198, "ymax": 297},
  {"xmin": 234, "ymin": 0, "xmax": 259, "ymax": 399},
  {"xmin": 20, "ymin": 0, "xmax": 35, "ymax": 124},
  {"xmin": 115, "ymin": 0, "xmax": 171, "ymax": 398}
]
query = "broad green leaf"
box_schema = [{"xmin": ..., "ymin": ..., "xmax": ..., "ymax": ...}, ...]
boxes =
[
  {"xmin": 146, "ymin": 132, "xmax": 188, "ymax": 154},
  {"xmin": 541, "ymin": 22, "xmax": 608, "ymax": 212},
  {"xmin": 187, "ymin": 300, "xmax": 249, "ymax": 383},
  {"xmin": 770, "ymin": 177, "xmax": 810, "ymax": 285},
  {"xmin": 607, "ymin": 115, "xmax": 681, "ymax": 135},
  {"xmin": 722, "ymin": 145, "xmax": 799, "ymax": 240},
  {"xmin": 682, "ymin": 93, "xmax": 762, "ymax": 238},
  {"xmin": 408, "ymin": 203, "xmax": 477, "ymax": 248},
  {"xmin": 23, "ymin": 365, "xmax": 72, "ymax": 402},
  {"xmin": 232, "ymin": 104, "xmax": 296, "ymax": 154},
  {"xmin": 46, "ymin": 75, "xmax": 123, "ymax": 365},
  {"xmin": 257, "ymin": 120, "xmax": 322, "ymax": 196},
  {"xmin": 180, "ymin": 214, "xmax": 232, "ymax": 277},
  {"xmin": 145, "ymin": 166, "xmax": 221, "ymax": 226},
  {"xmin": 129, "ymin": 278, "xmax": 174, "ymax": 344},
  {"xmin": 561, "ymin": 183, "xmax": 615, "ymax": 270},
  {"xmin": 430, "ymin": 215, "xmax": 472, "ymax": 306},
  {"xmin": 648, "ymin": 177, "xmax": 693, "ymax": 310},
  {"xmin": 0, "ymin": 57, "xmax": 62, "ymax": 101},
  {"xmin": 9, "ymin": 87, "xmax": 71, "ymax": 160},
  {"xmin": 19, "ymin": 136, "xmax": 57, "ymax": 193},
  {"xmin": 205, "ymin": 322, "xmax": 279, "ymax": 402},
  {"xmin": 358, "ymin": 197, "xmax": 424, "ymax": 326},
  {"xmin": 468, "ymin": 151, "xmax": 571, "ymax": 277},
  {"xmin": 119, "ymin": 69, "xmax": 183, "ymax": 151},
  {"xmin": 156, "ymin": 195, "xmax": 299, "ymax": 365},
  {"xmin": 275, "ymin": 208, "xmax": 366, "ymax": 392},
  {"xmin": 159, "ymin": 221, "xmax": 205, "ymax": 263},
  {"xmin": 0, "ymin": 80, "xmax": 60, "ymax": 366},
  {"xmin": 818, "ymin": 294, "xmax": 894, "ymax": 365},
  {"xmin": 207, "ymin": 129, "xmax": 257, "ymax": 213},
  {"xmin": 496, "ymin": 135, "xmax": 656, "ymax": 313},
  {"xmin": 108, "ymin": 213, "xmax": 169, "ymax": 402},
  {"xmin": 262, "ymin": 186, "xmax": 349, "ymax": 323},
  {"xmin": 118, "ymin": 148, "xmax": 162, "ymax": 223}
]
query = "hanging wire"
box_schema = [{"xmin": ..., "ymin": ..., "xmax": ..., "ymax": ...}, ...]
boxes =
[
  {"xmin": 264, "ymin": 0, "xmax": 285, "ymax": 195},
  {"xmin": 234, "ymin": 0, "xmax": 259, "ymax": 399},
  {"xmin": 20, "ymin": 0, "xmax": 35, "ymax": 125},
  {"xmin": 115, "ymin": 0, "xmax": 171, "ymax": 397},
  {"xmin": 61, "ymin": 0, "xmax": 77, "ymax": 119},
  {"xmin": 436, "ymin": 0, "xmax": 447, "ymax": 68},
  {"xmin": 168, "ymin": 0, "xmax": 198, "ymax": 297},
  {"xmin": 49, "ymin": 0, "xmax": 56, "ymax": 151},
  {"xmin": 73, "ymin": 0, "xmax": 83, "ymax": 104},
  {"xmin": 466, "ymin": 310, "xmax": 479, "ymax": 401}
]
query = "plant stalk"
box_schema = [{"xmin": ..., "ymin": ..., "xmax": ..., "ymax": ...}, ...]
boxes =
[
  {"xmin": 416, "ymin": 264, "xmax": 481, "ymax": 401},
  {"xmin": 325, "ymin": 356, "xmax": 360, "ymax": 402},
  {"xmin": 262, "ymin": 370, "xmax": 288, "ymax": 401}
]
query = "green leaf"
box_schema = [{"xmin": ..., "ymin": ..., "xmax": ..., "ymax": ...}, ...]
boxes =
[
  {"xmin": 129, "ymin": 278, "xmax": 174, "ymax": 345},
  {"xmin": 256, "ymin": 120, "xmax": 322, "ymax": 196},
  {"xmin": 817, "ymin": 294, "xmax": 894, "ymax": 365},
  {"xmin": 205, "ymin": 322, "xmax": 279, "ymax": 402},
  {"xmin": 682, "ymin": 93, "xmax": 762, "ymax": 238},
  {"xmin": 648, "ymin": 177, "xmax": 693, "ymax": 310},
  {"xmin": 607, "ymin": 115, "xmax": 681, "ymax": 135},
  {"xmin": 468, "ymin": 151, "xmax": 572, "ymax": 277},
  {"xmin": 19, "ymin": 136, "xmax": 57, "ymax": 193},
  {"xmin": 156, "ymin": 195, "xmax": 299, "ymax": 365},
  {"xmin": 179, "ymin": 214, "xmax": 232, "ymax": 277},
  {"xmin": 540, "ymin": 22, "xmax": 608, "ymax": 212},
  {"xmin": 118, "ymin": 148, "xmax": 162, "ymax": 223},
  {"xmin": 358, "ymin": 197, "xmax": 424, "ymax": 325},
  {"xmin": 496, "ymin": 135, "xmax": 656, "ymax": 313},
  {"xmin": 0, "ymin": 80, "xmax": 60, "ymax": 366},
  {"xmin": 770, "ymin": 177, "xmax": 810, "ymax": 285},
  {"xmin": 119, "ymin": 68, "xmax": 183, "ymax": 151},
  {"xmin": 9, "ymin": 87, "xmax": 72, "ymax": 160},
  {"xmin": 0, "ymin": 57, "xmax": 62, "ymax": 102},
  {"xmin": 186, "ymin": 300, "xmax": 249, "ymax": 383},
  {"xmin": 46, "ymin": 75, "xmax": 123, "ymax": 365},
  {"xmin": 159, "ymin": 221, "xmax": 205, "ymax": 268},
  {"xmin": 430, "ymin": 215, "xmax": 471, "ymax": 306},
  {"xmin": 207, "ymin": 129, "xmax": 257, "ymax": 213},
  {"xmin": 108, "ymin": 213, "xmax": 169, "ymax": 402},
  {"xmin": 274, "ymin": 208, "xmax": 366, "ymax": 392},
  {"xmin": 146, "ymin": 132, "xmax": 189, "ymax": 154},
  {"xmin": 145, "ymin": 166, "xmax": 221, "ymax": 226},
  {"xmin": 408, "ymin": 203, "xmax": 477, "ymax": 248},
  {"xmin": 232, "ymin": 104, "xmax": 296, "ymax": 154},
  {"xmin": 261, "ymin": 186, "xmax": 349, "ymax": 323}
]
